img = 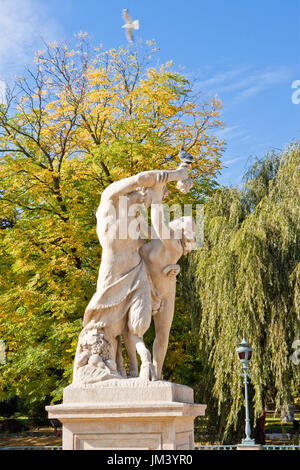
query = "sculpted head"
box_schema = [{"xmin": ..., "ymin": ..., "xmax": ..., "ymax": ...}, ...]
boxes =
[
  {"xmin": 127, "ymin": 185, "xmax": 169, "ymax": 210},
  {"xmin": 177, "ymin": 178, "xmax": 193, "ymax": 194},
  {"xmin": 169, "ymin": 216, "xmax": 196, "ymax": 254},
  {"xmin": 127, "ymin": 187, "xmax": 152, "ymax": 208}
]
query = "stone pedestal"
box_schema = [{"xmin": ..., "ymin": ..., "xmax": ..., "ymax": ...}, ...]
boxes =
[{"xmin": 46, "ymin": 379, "xmax": 206, "ymax": 450}]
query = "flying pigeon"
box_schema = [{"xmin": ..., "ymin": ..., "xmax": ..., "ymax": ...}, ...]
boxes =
[
  {"xmin": 122, "ymin": 9, "xmax": 139, "ymax": 43},
  {"xmin": 178, "ymin": 147, "xmax": 194, "ymax": 165}
]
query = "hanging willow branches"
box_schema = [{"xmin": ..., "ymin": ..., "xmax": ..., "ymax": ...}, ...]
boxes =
[{"xmin": 181, "ymin": 144, "xmax": 300, "ymax": 440}]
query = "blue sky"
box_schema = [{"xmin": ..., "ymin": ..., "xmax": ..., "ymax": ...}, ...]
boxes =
[{"xmin": 0, "ymin": 0, "xmax": 299, "ymax": 187}]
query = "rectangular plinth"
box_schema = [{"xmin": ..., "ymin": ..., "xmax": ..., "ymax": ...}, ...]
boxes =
[
  {"xmin": 46, "ymin": 381, "xmax": 206, "ymax": 450},
  {"xmin": 47, "ymin": 402, "xmax": 205, "ymax": 450},
  {"xmin": 63, "ymin": 379, "xmax": 194, "ymax": 404}
]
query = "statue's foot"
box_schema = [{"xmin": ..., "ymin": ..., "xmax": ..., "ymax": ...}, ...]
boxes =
[
  {"xmin": 129, "ymin": 367, "xmax": 139, "ymax": 378},
  {"xmin": 118, "ymin": 366, "xmax": 127, "ymax": 378},
  {"xmin": 139, "ymin": 362, "xmax": 157, "ymax": 381},
  {"xmin": 150, "ymin": 364, "xmax": 158, "ymax": 382},
  {"xmin": 139, "ymin": 362, "xmax": 151, "ymax": 380},
  {"xmin": 152, "ymin": 363, "xmax": 161, "ymax": 381}
]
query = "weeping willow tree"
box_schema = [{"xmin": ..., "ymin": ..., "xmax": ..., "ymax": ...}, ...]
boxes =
[{"xmin": 182, "ymin": 143, "xmax": 300, "ymax": 442}]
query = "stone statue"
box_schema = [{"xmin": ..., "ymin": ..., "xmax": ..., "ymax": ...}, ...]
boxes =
[
  {"xmin": 72, "ymin": 163, "xmax": 194, "ymax": 385},
  {"xmin": 46, "ymin": 150, "xmax": 207, "ymax": 451}
]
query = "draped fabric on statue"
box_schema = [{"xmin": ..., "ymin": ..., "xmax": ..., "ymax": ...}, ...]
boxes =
[{"xmin": 83, "ymin": 259, "xmax": 161, "ymax": 336}]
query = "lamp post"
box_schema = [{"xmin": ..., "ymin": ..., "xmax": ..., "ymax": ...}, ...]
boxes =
[{"xmin": 236, "ymin": 338, "xmax": 256, "ymax": 447}]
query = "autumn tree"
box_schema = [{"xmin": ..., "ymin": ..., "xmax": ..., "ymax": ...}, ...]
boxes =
[
  {"xmin": 0, "ymin": 35, "xmax": 223, "ymax": 412},
  {"xmin": 181, "ymin": 145, "xmax": 300, "ymax": 442}
]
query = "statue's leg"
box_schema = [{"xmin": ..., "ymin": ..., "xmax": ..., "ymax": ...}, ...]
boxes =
[
  {"xmin": 126, "ymin": 331, "xmax": 156, "ymax": 381},
  {"xmin": 123, "ymin": 329, "xmax": 139, "ymax": 377},
  {"xmin": 127, "ymin": 288, "xmax": 156, "ymax": 380},
  {"xmin": 116, "ymin": 336, "xmax": 127, "ymax": 378},
  {"xmin": 109, "ymin": 335, "xmax": 119, "ymax": 370},
  {"xmin": 152, "ymin": 299, "xmax": 175, "ymax": 380}
]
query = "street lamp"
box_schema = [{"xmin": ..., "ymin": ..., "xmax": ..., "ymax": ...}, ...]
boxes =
[{"xmin": 236, "ymin": 338, "xmax": 256, "ymax": 447}]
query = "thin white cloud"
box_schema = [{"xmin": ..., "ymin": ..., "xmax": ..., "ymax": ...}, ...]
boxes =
[
  {"xmin": 222, "ymin": 156, "xmax": 245, "ymax": 166},
  {"xmin": 215, "ymin": 125, "xmax": 251, "ymax": 143},
  {"xmin": 233, "ymin": 134, "xmax": 251, "ymax": 145},
  {"xmin": 217, "ymin": 125, "xmax": 239, "ymax": 137},
  {"xmin": 195, "ymin": 65, "xmax": 292, "ymax": 103},
  {"xmin": 195, "ymin": 66, "xmax": 250, "ymax": 90},
  {"xmin": 233, "ymin": 68, "xmax": 291, "ymax": 102},
  {"xmin": 0, "ymin": 0, "xmax": 63, "ymax": 79}
]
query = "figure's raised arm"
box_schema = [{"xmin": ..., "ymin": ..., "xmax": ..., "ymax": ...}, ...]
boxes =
[
  {"xmin": 101, "ymin": 171, "xmax": 159, "ymax": 200},
  {"xmin": 102, "ymin": 164, "xmax": 190, "ymax": 201},
  {"xmin": 134, "ymin": 165, "xmax": 190, "ymax": 189},
  {"xmin": 101, "ymin": 174, "xmax": 140, "ymax": 200}
]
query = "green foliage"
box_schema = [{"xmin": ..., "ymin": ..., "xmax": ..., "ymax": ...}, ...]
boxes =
[{"xmin": 182, "ymin": 145, "xmax": 300, "ymax": 442}]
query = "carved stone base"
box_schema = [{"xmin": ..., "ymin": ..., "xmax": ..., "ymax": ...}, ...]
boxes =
[{"xmin": 46, "ymin": 380, "xmax": 206, "ymax": 450}]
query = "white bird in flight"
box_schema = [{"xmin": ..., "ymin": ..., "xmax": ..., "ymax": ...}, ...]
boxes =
[{"xmin": 122, "ymin": 9, "xmax": 139, "ymax": 43}]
